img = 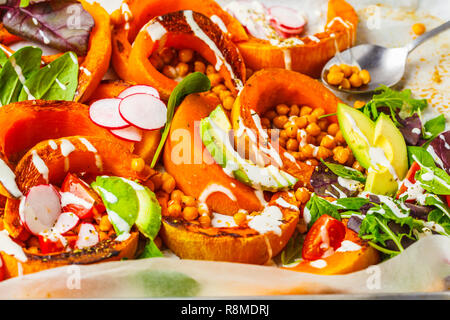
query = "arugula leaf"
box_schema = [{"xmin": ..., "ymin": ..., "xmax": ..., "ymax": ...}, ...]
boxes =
[
  {"xmin": 0, "ymin": 46, "xmax": 42, "ymax": 105},
  {"xmin": 427, "ymin": 209, "xmax": 450, "ymax": 235},
  {"xmin": 335, "ymin": 197, "xmax": 370, "ymax": 210},
  {"xmin": 321, "ymin": 159, "xmax": 366, "ymax": 183},
  {"xmin": 304, "ymin": 193, "xmax": 340, "ymax": 228},
  {"xmin": 151, "ymin": 72, "xmax": 211, "ymax": 168},
  {"xmin": 407, "ymin": 146, "xmax": 436, "ymax": 168},
  {"xmin": 423, "ymin": 114, "xmax": 446, "ymax": 141},
  {"xmin": 139, "ymin": 238, "xmax": 164, "ymax": 259},
  {"xmin": 280, "ymin": 231, "xmax": 304, "ymax": 266},
  {"xmin": 362, "ymin": 85, "xmax": 427, "ymax": 125},
  {"xmin": 415, "ymin": 167, "xmax": 450, "ymax": 195},
  {"xmin": 18, "ymin": 52, "xmax": 78, "ymax": 101}
]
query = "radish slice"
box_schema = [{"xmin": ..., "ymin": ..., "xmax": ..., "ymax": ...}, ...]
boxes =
[
  {"xmin": 89, "ymin": 98, "xmax": 129, "ymax": 129},
  {"xmin": 19, "ymin": 185, "xmax": 62, "ymax": 236},
  {"xmin": 110, "ymin": 126, "xmax": 143, "ymax": 142},
  {"xmin": 268, "ymin": 6, "xmax": 306, "ymax": 31},
  {"xmin": 118, "ymin": 85, "xmax": 160, "ymax": 100},
  {"xmin": 75, "ymin": 223, "xmax": 99, "ymax": 249},
  {"xmin": 53, "ymin": 212, "xmax": 80, "ymax": 235},
  {"xmin": 119, "ymin": 93, "xmax": 167, "ymax": 130}
]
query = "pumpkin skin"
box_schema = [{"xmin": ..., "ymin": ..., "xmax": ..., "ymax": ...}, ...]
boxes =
[
  {"xmin": 0, "ymin": 1, "xmax": 112, "ymax": 103},
  {"xmin": 159, "ymin": 192, "xmax": 300, "ymax": 265},
  {"xmin": 235, "ymin": 0, "xmax": 358, "ymax": 78},
  {"xmin": 111, "ymin": 0, "xmax": 247, "ymax": 83},
  {"xmin": 0, "ymin": 136, "xmax": 146, "ymax": 279},
  {"xmin": 127, "ymin": 11, "xmax": 246, "ymax": 100}
]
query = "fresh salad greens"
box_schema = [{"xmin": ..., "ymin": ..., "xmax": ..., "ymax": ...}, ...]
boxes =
[
  {"xmin": 1, "ymin": 0, "xmax": 94, "ymax": 56},
  {"xmin": 280, "ymin": 230, "xmax": 304, "ymax": 266},
  {"xmin": 423, "ymin": 114, "xmax": 446, "ymax": 141},
  {"xmin": 0, "ymin": 46, "xmax": 78, "ymax": 105},
  {"xmin": 321, "ymin": 159, "xmax": 366, "ymax": 183}
]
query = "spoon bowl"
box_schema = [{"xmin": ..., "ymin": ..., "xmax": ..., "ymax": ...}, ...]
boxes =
[{"xmin": 321, "ymin": 20, "xmax": 450, "ymax": 94}]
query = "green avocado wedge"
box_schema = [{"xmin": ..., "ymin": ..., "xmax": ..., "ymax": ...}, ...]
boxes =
[{"xmin": 200, "ymin": 106, "xmax": 297, "ymax": 191}]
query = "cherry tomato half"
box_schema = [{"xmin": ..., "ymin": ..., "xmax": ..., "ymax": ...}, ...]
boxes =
[
  {"xmin": 397, "ymin": 162, "xmax": 421, "ymax": 199},
  {"xmin": 302, "ymin": 214, "xmax": 346, "ymax": 261}
]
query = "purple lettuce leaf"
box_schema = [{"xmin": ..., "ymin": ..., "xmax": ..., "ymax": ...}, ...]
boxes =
[
  {"xmin": 310, "ymin": 161, "xmax": 359, "ymax": 199},
  {"xmin": 428, "ymin": 130, "xmax": 450, "ymax": 174},
  {"xmin": 378, "ymin": 107, "xmax": 423, "ymax": 146},
  {"xmin": 1, "ymin": 0, "xmax": 94, "ymax": 56}
]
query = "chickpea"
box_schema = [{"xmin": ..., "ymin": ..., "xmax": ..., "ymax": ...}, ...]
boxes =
[
  {"xmin": 327, "ymin": 123, "xmax": 340, "ymax": 136},
  {"xmin": 353, "ymin": 100, "xmax": 366, "ymax": 109},
  {"xmin": 265, "ymin": 110, "xmax": 277, "ymax": 121},
  {"xmin": 176, "ymin": 62, "xmax": 189, "ymax": 77},
  {"xmin": 318, "ymin": 119, "xmax": 329, "ymax": 131},
  {"xmin": 301, "ymin": 144, "xmax": 314, "ymax": 158},
  {"xmin": 279, "ymin": 129, "xmax": 288, "ymax": 140},
  {"xmin": 334, "ymin": 130, "xmax": 346, "ymax": 144},
  {"xmin": 317, "ymin": 146, "xmax": 333, "ymax": 160},
  {"xmin": 162, "ymin": 173, "xmax": 176, "ymax": 194},
  {"xmin": 340, "ymin": 78, "xmax": 351, "ymax": 90},
  {"xmin": 306, "ymin": 123, "xmax": 321, "ymax": 136},
  {"xmin": 167, "ymin": 202, "xmax": 182, "ymax": 217},
  {"xmin": 162, "ymin": 65, "xmax": 178, "ymax": 79},
  {"xmin": 208, "ymin": 73, "xmax": 223, "ymax": 87},
  {"xmin": 412, "ymin": 23, "xmax": 426, "ymax": 36},
  {"xmin": 340, "ymin": 64, "xmax": 353, "ymax": 78},
  {"xmin": 320, "ymin": 135, "xmax": 336, "ymax": 149},
  {"xmin": 131, "ymin": 157, "xmax": 145, "ymax": 173},
  {"xmin": 306, "ymin": 159, "xmax": 319, "ymax": 166},
  {"xmin": 151, "ymin": 173, "xmax": 164, "ymax": 191},
  {"xmin": 333, "ymin": 146, "xmax": 350, "ymax": 164},
  {"xmin": 182, "ymin": 207, "xmax": 199, "ymax": 221},
  {"xmin": 160, "ymin": 47, "xmax": 175, "ymax": 64},
  {"xmin": 286, "ymin": 125, "xmax": 298, "ymax": 138},
  {"xmin": 291, "ymin": 151, "xmax": 303, "ymax": 160},
  {"xmin": 294, "ymin": 116, "xmax": 308, "ymax": 129},
  {"xmin": 171, "ymin": 189, "xmax": 184, "ymax": 202},
  {"xmin": 273, "ymin": 115, "xmax": 289, "ymax": 128},
  {"xmin": 99, "ymin": 215, "xmax": 112, "ymax": 232},
  {"xmin": 194, "ymin": 61, "xmax": 206, "ymax": 73},
  {"xmin": 199, "ymin": 215, "xmax": 211, "ymax": 228},
  {"xmin": 327, "ymin": 71, "xmax": 345, "ymax": 85},
  {"xmin": 289, "ymin": 104, "xmax": 300, "ymax": 117},
  {"xmin": 316, "ymin": 132, "xmax": 327, "ymax": 145},
  {"xmin": 286, "ymin": 139, "xmax": 299, "ymax": 151},
  {"xmin": 233, "ymin": 211, "xmax": 247, "ymax": 226},
  {"xmin": 300, "ymin": 106, "xmax": 313, "ymax": 116},
  {"xmin": 278, "ymin": 137, "xmax": 287, "ymax": 148},
  {"xmin": 329, "ymin": 65, "xmax": 342, "ymax": 74},
  {"xmin": 212, "ymin": 84, "xmax": 226, "ymax": 94},
  {"xmin": 181, "ymin": 195, "xmax": 196, "ymax": 208},
  {"xmin": 351, "ymin": 66, "xmax": 360, "ymax": 74},
  {"xmin": 311, "ymin": 108, "xmax": 325, "ymax": 119},
  {"xmin": 198, "ymin": 203, "xmax": 210, "ymax": 217},
  {"xmin": 206, "ymin": 64, "xmax": 216, "ymax": 75},
  {"xmin": 179, "ymin": 49, "xmax": 194, "ymax": 63},
  {"xmin": 260, "ymin": 117, "xmax": 271, "ymax": 129},
  {"xmin": 295, "ymin": 187, "xmax": 311, "ymax": 204},
  {"xmin": 348, "ymin": 73, "xmax": 362, "ymax": 88},
  {"xmin": 223, "ymin": 96, "xmax": 235, "ymax": 111},
  {"xmin": 276, "ymin": 104, "xmax": 290, "ymax": 115},
  {"xmin": 359, "ymin": 69, "xmax": 371, "ymax": 85}
]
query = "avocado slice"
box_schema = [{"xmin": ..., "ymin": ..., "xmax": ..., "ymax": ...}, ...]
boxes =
[
  {"xmin": 200, "ymin": 106, "xmax": 297, "ymax": 191},
  {"xmin": 337, "ymin": 103, "xmax": 375, "ymax": 169},
  {"xmin": 133, "ymin": 185, "xmax": 161, "ymax": 240}
]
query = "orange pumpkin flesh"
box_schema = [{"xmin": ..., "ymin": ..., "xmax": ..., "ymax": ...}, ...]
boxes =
[
  {"xmin": 111, "ymin": 0, "xmax": 247, "ymax": 82},
  {"xmin": 231, "ymin": 68, "xmax": 340, "ymax": 186},
  {"xmin": 236, "ymin": 0, "xmax": 358, "ymax": 78},
  {"xmin": 0, "ymin": 1, "xmax": 112, "ymax": 103},
  {"xmin": 163, "ymin": 93, "xmax": 263, "ymax": 215},
  {"xmin": 0, "ymin": 100, "xmax": 131, "ymax": 166},
  {"xmin": 160, "ymin": 192, "xmax": 299, "ymax": 264},
  {"xmin": 283, "ymin": 222, "xmax": 379, "ymax": 275},
  {"xmin": 1, "ymin": 136, "xmax": 145, "ymax": 278}
]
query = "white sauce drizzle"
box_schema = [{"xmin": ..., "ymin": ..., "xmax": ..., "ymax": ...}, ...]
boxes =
[
  {"xmin": 31, "ymin": 150, "xmax": 49, "ymax": 182},
  {"xmin": 147, "ymin": 22, "xmax": 167, "ymax": 41},
  {"xmin": 210, "ymin": 15, "xmax": 228, "ymax": 34},
  {"xmin": 309, "ymin": 259, "xmax": 327, "ymax": 269},
  {"xmin": 0, "ymin": 230, "xmax": 27, "ymax": 262},
  {"xmin": 275, "ymin": 197, "xmax": 299, "ymax": 211},
  {"xmin": 48, "ymin": 140, "xmax": 58, "ymax": 150},
  {"xmin": 199, "ymin": 183, "xmax": 237, "ymax": 203},
  {"xmin": 336, "ymin": 240, "xmax": 361, "ymax": 252},
  {"xmin": 211, "ymin": 212, "xmax": 238, "ymax": 228},
  {"xmin": 60, "ymin": 192, "xmax": 93, "ymax": 209},
  {"xmin": 0, "ymin": 158, "xmax": 23, "ymax": 198},
  {"xmin": 247, "ymin": 206, "xmax": 283, "ymax": 236}
]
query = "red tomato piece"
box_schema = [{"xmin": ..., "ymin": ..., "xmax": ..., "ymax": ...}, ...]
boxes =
[
  {"xmin": 446, "ymin": 195, "xmax": 450, "ymax": 207},
  {"xmin": 61, "ymin": 173, "xmax": 105, "ymax": 220},
  {"xmin": 38, "ymin": 235, "xmax": 65, "ymax": 254},
  {"xmin": 397, "ymin": 162, "xmax": 421, "ymax": 199},
  {"xmin": 302, "ymin": 214, "xmax": 346, "ymax": 261}
]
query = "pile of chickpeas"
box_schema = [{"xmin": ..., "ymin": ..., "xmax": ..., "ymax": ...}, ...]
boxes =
[
  {"xmin": 326, "ymin": 64, "xmax": 371, "ymax": 89},
  {"xmin": 150, "ymin": 47, "xmax": 251, "ymax": 110}
]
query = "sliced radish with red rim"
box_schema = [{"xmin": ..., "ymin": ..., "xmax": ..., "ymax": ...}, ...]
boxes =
[
  {"xmin": 119, "ymin": 93, "xmax": 167, "ymax": 131},
  {"xmin": 75, "ymin": 223, "xmax": 99, "ymax": 249},
  {"xmin": 110, "ymin": 126, "xmax": 143, "ymax": 142},
  {"xmin": 269, "ymin": 6, "xmax": 306, "ymax": 32},
  {"xmin": 89, "ymin": 98, "xmax": 129, "ymax": 129},
  {"xmin": 118, "ymin": 85, "xmax": 160, "ymax": 100},
  {"xmin": 52, "ymin": 212, "xmax": 80, "ymax": 235},
  {"xmin": 19, "ymin": 185, "xmax": 62, "ymax": 236}
]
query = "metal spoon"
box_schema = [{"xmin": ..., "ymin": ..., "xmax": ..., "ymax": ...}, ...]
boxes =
[{"xmin": 321, "ymin": 20, "xmax": 450, "ymax": 94}]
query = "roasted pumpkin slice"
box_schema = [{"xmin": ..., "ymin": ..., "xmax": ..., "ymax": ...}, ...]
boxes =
[
  {"xmin": 126, "ymin": 10, "xmax": 246, "ymax": 100},
  {"xmin": 235, "ymin": 0, "xmax": 358, "ymax": 78},
  {"xmin": 0, "ymin": 100, "xmax": 131, "ymax": 166},
  {"xmin": 163, "ymin": 93, "xmax": 264, "ymax": 215},
  {"xmin": 231, "ymin": 68, "xmax": 341, "ymax": 186},
  {"xmin": 0, "ymin": 0, "xmax": 112, "ymax": 103},
  {"xmin": 159, "ymin": 192, "xmax": 299, "ymax": 264},
  {"xmin": 4, "ymin": 136, "xmax": 147, "ymax": 238},
  {"xmin": 283, "ymin": 221, "xmax": 379, "ymax": 275},
  {"xmin": 111, "ymin": 0, "xmax": 247, "ymax": 82}
]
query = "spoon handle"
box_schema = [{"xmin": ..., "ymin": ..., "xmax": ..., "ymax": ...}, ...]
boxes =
[{"xmin": 406, "ymin": 20, "xmax": 450, "ymax": 54}]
